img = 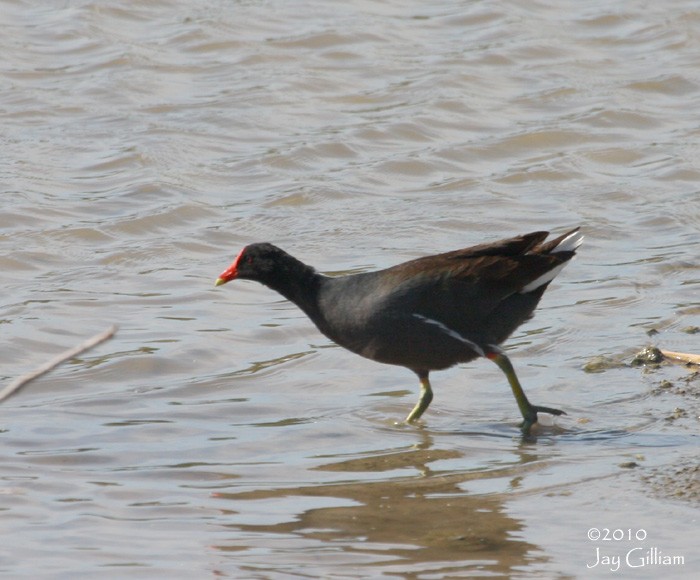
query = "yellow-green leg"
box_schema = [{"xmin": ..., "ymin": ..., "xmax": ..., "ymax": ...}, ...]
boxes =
[
  {"xmin": 487, "ymin": 351, "xmax": 565, "ymax": 434},
  {"xmin": 405, "ymin": 372, "xmax": 433, "ymax": 423}
]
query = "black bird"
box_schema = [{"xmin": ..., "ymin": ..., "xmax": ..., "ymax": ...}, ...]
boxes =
[{"xmin": 215, "ymin": 228, "xmax": 582, "ymax": 433}]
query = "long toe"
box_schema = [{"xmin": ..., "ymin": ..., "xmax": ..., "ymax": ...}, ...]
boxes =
[{"xmin": 533, "ymin": 405, "xmax": 566, "ymax": 417}]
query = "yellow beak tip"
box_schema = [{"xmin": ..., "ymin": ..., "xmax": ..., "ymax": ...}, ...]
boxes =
[{"xmin": 215, "ymin": 278, "xmax": 226, "ymax": 287}]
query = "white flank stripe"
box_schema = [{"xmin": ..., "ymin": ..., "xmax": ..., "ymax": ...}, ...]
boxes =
[
  {"xmin": 520, "ymin": 229, "xmax": 583, "ymax": 293},
  {"xmin": 413, "ymin": 314, "xmax": 485, "ymax": 357}
]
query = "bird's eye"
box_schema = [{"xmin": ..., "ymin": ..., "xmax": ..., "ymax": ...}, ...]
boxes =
[{"xmin": 246, "ymin": 255, "xmax": 253, "ymax": 264}]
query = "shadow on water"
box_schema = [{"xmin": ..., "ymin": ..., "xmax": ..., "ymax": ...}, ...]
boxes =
[
  {"xmin": 208, "ymin": 420, "xmax": 602, "ymax": 575},
  {"xmin": 214, "ymin": 442, "xmax": 554, "ymax": 576}
]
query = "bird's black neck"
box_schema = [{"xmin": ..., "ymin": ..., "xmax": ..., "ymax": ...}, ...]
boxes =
[{"xmin": 262, "ymin": 256, "xmax": 326, "ymax": 322}]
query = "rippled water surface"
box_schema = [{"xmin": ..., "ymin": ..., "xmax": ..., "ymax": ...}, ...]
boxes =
[{"xmin": 2, "ymin": 0, "xmax": 699, "ymax": 577}]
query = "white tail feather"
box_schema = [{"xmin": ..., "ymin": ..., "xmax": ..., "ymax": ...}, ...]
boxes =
[
  {"xmin": 519, "ymin": 229, "xmax": 582, "ymax": 293},
  {"xmin": 552, "ymin": 229, "xmax": 584, "ymax": 253}
]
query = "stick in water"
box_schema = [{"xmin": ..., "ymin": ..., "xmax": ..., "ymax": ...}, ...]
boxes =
[
  {"xmin": 0, "ymin": 325, "xmax": 117, "ymax": 404},
  {"xmin": 659, "ymin": 349, "xmax": 700, "ymax": 366}
]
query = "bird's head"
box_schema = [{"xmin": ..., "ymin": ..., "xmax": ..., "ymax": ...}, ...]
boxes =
[{"xmin": 215, "ymin": 243, "xmax": 291, "ymax": 287}]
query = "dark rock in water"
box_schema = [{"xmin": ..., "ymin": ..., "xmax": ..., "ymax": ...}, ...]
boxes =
[{"xmin": 632, "ymin": 345, "xmax": 664, "ymax": 366}]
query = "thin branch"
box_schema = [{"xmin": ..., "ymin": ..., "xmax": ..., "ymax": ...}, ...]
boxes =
[{"xmin": 0, "ymin": 325, "xmax": 117, "ymax": 404}]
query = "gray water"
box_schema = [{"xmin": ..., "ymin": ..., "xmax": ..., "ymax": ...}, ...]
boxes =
[{"xmin": 1, "ymin": 0, "xmax": 699, "ymax": 577}]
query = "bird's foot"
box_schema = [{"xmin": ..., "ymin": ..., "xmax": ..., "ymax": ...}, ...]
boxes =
[{"xmin": 520, "ymin": 405, "xmax": 566, "ymax": 434}]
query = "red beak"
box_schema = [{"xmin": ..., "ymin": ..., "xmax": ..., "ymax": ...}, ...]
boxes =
[{"xmin": 215, "ymin": 250, "xmax": 244, "ymax": 286}]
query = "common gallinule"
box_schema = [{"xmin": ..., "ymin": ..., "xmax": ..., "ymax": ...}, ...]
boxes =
[{"xmin": 215, "ymin": 228, "xmax": 582, "ymax": 433}]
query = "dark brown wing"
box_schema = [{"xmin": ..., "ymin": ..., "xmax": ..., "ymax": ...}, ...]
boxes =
[
  {"xmin": 383, "ymin": 229, "xmax": 578, "ymax": 346},
  {"xmin": 384, "ymin": 230, "xmax": 567, "ymax": 301}
]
